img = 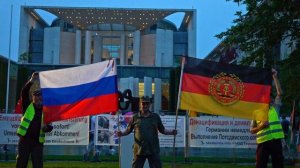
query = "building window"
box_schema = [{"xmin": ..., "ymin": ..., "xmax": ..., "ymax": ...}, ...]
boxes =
[
  {"xmin": 127, "ymin": 35, "xmax": 134, "ymax": 65},
  {"xmin": 102, "ymin": 37, "xmax": 120, "ymax": 64}
]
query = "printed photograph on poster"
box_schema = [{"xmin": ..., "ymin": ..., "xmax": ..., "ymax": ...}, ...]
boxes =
[
  {"xmin": 97, "ymin": 130, "xmax": 110, "ymax": 144},
  {"xmin": 95, "ymin": 114, "xmax": 132, "ymax": 146},
  {"xmin": 98, "ymin": 116, "xmax": 109, "ymax": 129},
  {"xmin": 94, "ymin": 114, "xmax": 186, "ymax": 147}
]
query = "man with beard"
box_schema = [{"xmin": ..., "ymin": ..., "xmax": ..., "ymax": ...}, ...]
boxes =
[{"xmin": 117, "ymin": 96, "xmax": 177, "ymax": 168}]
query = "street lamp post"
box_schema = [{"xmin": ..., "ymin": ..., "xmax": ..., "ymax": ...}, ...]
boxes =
[{"xmin": 5, "ymin": 4, "xmax": 13, "ymax": 114}]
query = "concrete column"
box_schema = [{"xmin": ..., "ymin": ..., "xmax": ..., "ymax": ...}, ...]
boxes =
[
  {"xmin": 155, "ymin": 29, "xmax": 163, "ymax": 66},
  {"xmin": 188, "ymin": 10, "xmax": 197, "ymax": 57},
  {"xmin": 120, "ymin": 134, "xmax": 150, "ymax": 168},
  {"xmin": 43, "ymin": 27, "xmax": 60, "ymax": 64},
  {"xmin": 144, "ymin": 77, "xmax": 152, "ymax": 98},
  {"xmin": 129, "ymin": 77, "xmax": 139, "ymax": 97},
  {"xmin": 120, "ymin": 34, "xmax": 126, "ymax": 65},
  {"xmin": 156, "ymin": 29, "xmax": 173, "ymax": 66},
  {"xmin": 154, "ymin": 78, "xmax": 162, "ymax": 114},
  {"xmin": 75, "ymin": 30, "xmax": 81, "ymax": 64},
  {"xmin": 133, "ymin": 30, "xmax": 140, "ymax": 65},
  {"xmin": 120, "ymin": 77, "xmax": 139, "ymax": 97},
  {"xmin": 125, "ymin": 34, "xmax": 129, "ymax": 65},
  {"xmin": 93, "ymin": 35, "xmax": 101, "ymax": 63},
  {"xmin": 84, "ymin": 31, "xmax": 91, "ymax": 64},
  {"xmin": 119, "ymin": 78, "xmax": 129, "ymax": 92},
  {"xmin": 120, "ymin": 134, "xmax": 134, "ymax": 168},
  {"xmin": 119, "ymin": 77, "xmax": 139, "ymax": 112}
]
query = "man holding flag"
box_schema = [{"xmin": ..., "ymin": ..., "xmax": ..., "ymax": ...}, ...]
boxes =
[
  {"xmin": 180, "ymin": 57, "xmax": 272, "ymax": 121},
  {"xmin": 250, "ymin": 69, "xmax": 285, "ymax": 168},
  {"xmin": 179, "ymin": 57, "xmax": 283, "ymax": 167},
  {"xmin": 117, "ymin": 96, "xmax": 177, "ymax": 168},
  {"xmin": 16, "ymin": 72, "xmax": 53, "ymax": 168}
]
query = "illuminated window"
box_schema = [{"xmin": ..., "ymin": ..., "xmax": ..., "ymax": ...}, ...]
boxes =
[
  {"xmin": 102, "ymin": 37, "xmax": 120, "ymax": 63},
  {"xmin": 138, "ymin": 83, "xmax": 155, "ymax": 97}
]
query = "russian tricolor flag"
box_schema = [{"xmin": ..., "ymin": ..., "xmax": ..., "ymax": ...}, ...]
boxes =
[{"xmin": 39, "ymin": 60, "xmax": 118, "ymax": 123}]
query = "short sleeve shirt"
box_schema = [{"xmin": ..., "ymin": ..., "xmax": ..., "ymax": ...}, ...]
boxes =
[
  {"xmin": 126, "ymin": 112, "xmax": 165, "ymax": 155},
  {"xmin": 251, "ymin": 96, "xmax": 282, "ymax": 127}
]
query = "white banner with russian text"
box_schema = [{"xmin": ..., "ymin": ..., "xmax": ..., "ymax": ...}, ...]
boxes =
[{"xmin": 189, "ymin": 116, "xmax": 257, "ymax": 148}]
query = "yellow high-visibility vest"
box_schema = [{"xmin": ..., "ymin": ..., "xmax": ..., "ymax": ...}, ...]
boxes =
[
  {"xmin": 17, "ymin": 103, "xmax": 45, "ymax": 143},
  {"xmin": 256, "ymin": 106, "xmax": 284, "ymax": 144}
]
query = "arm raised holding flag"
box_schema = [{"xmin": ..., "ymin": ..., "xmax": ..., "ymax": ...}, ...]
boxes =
[
  {"xmin": 250, "ymin": 68, "xmax": 284, "ymax": 168},
  {"xmin": 16, "ymin": 72, "xmax": 53, "ymax": 168}
]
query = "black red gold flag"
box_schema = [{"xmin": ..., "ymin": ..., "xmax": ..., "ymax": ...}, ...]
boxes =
[{"xmin": 180, "ymin": 57, "xmax": 272, "ymax": 121}]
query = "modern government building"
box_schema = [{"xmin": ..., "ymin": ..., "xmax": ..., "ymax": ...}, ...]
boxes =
[
  {"xmin": 0, "ymin": 1, "xmax": 197, "ymax": 113},
  {"xmin": 2, "ymin": 0, "xmax": 297, "ymax": 161}
]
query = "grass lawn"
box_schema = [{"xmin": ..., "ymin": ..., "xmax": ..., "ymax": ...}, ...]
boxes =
[{"xmin": 0, "ymin": 161, "xmax": 299, "ymax": 168}]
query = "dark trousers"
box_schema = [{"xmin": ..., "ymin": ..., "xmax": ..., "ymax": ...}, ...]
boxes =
[
  {"xmin": 132, "ymin": 154, "xmax": 162, "ymax": 168},
  {"xmin": 16, "ymin": 139, "xmax": 44, "ymax": 168},
  {"xmin": 256, "ymin": 139, "xmax": 283, "ymax": 168}
]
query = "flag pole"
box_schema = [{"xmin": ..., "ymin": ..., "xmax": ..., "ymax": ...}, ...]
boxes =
[
  {"xmin": 93, "ymin": 116, "xmax": 97, "ymax": 161},
  {"xmin": 172, "ymin": 56, "xmax": 185, "ymax": 167},
  {"xmin": 290, "ymin": 100, "xmax": 296, "ymax": 145},
  {"xmin": 117, "ymin": 111, "xmax": 121, "ymax": 168},
  {"xmin": 5, "ymin": 5, "xmax": 13, "ymax": 114}
]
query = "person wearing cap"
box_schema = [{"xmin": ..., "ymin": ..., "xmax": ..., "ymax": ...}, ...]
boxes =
[
  {"xmin": 250, "ymin": 69, "xmax": 284, "ymax": 168},
  {"xmin": 16, "ymin": 72, "xmax": 53, "ymax": 168},
  {"xmin": 117, "ymin": 96, "xmax": 177, "ymax": 168}
]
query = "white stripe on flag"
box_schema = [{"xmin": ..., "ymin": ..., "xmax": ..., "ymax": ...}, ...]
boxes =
[{"xmin": 39, "ymin": 60, "xmax": 116, "ymax": 88}]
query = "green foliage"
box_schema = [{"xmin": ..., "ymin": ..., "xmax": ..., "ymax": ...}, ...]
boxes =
[
  {"xmin": 216, "ymin": 0, "xmax": 300, "ymax": 68},
  {"xmin": 18, "ymin": 52, "xmax": 31, "ymax": 63},
  {"xmin": 16, "ymin": 67, "xmax": 30, "ymax": 100},
  {"xmin": 169, "ymin": 67, "xmax": 181, "ymax": 112},
  {"xmin": 279, "ymin": 49, "xmax": 300, "ymax": 114},
  {"xmin": 0, "ymin": 60, "xmax": 8, "ymax": 109},
  {"xmin": 218, "ymin": 0, "xmax": 300, "ymax": 114}
]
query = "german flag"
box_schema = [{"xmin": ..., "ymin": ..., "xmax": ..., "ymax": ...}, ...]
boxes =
[{"xmin": 180, "ymin": 57, "xmax": 272, "ymax": 121}]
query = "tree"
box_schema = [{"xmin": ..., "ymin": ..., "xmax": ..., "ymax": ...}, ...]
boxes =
[
  {"xmin": 279, "ymin": 49, "xmax": 300, "ymax": 113},
  {"xmin": 216, "ymin": 0, "xmax": 300, "ymax": 68},
  {"xmin": 216, "ymin": 0, "xmax": 300, "ymax": 114},
  {"xmin": 18, "ymin": 52, "xmax": 31, "ymax": 63}
]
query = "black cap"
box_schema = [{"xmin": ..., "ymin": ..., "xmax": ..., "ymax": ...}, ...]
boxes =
[
  {"xmin": 140, "ymin": 96, "xmax": 151, "ymax": 103},
  {"xmin": 32, "ymin": 89, "xmax": 42, "ymax": 96}
]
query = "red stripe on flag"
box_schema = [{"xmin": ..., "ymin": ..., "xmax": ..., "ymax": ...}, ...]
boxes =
[
  {"xmin": 43, "ymin": 93, "xmax": 118, "ymax": 123},
  {"xmin": 182, "ymin": 73, "xmax": 271, "ymax": 104}
]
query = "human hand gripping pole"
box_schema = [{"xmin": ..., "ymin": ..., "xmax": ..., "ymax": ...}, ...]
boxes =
[
  {"xmin": 42, "ymin": 124, "xmax": 54, "ymax": 133},
  {"xmin": 117, "ymin": 110, "xmax": 121, "ymax": 168},
  {"xmin": 165, "ymin": 129, "xmax": 177, "ymax": 135}
]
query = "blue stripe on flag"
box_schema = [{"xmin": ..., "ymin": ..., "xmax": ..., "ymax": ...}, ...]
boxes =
[{"xmin": 42, "ymin": 75, "xmax": 117, "ymax": 106}]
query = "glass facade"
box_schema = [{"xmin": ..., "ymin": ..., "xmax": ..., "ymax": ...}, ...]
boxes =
[
  {"xmin": 173, "ymin": 32, "xmax": 188, "ymax": 66},
  {"xmin": 29, "ymin": 28, "xmax": 44, "ymax": 63},
  {"xmin": 127, "ymin": 34, "xmax": 134, "ymax": 65},
  {"xmin": 14, "ymin": 13, "xmax": 191, "ymax": 113},
  {"xmin": 102, "ymin": 36, "xmax": 121, "ymax": 64},
  {"xmin": 161, "ymin": 82, "xmax": 170, "ymax": 111},
  {"xmin": 51, "ymin": 19, "xmax": 76, "ymax": 33}
]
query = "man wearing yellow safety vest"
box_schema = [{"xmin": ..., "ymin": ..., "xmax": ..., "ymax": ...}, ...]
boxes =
[
  {"xmin": 16, "ymin": 72, "xmax": 53, "ymax": 168},
  {"xmin": 250, "ymin": 69, "xmax": 284, "ymax": 168}
]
